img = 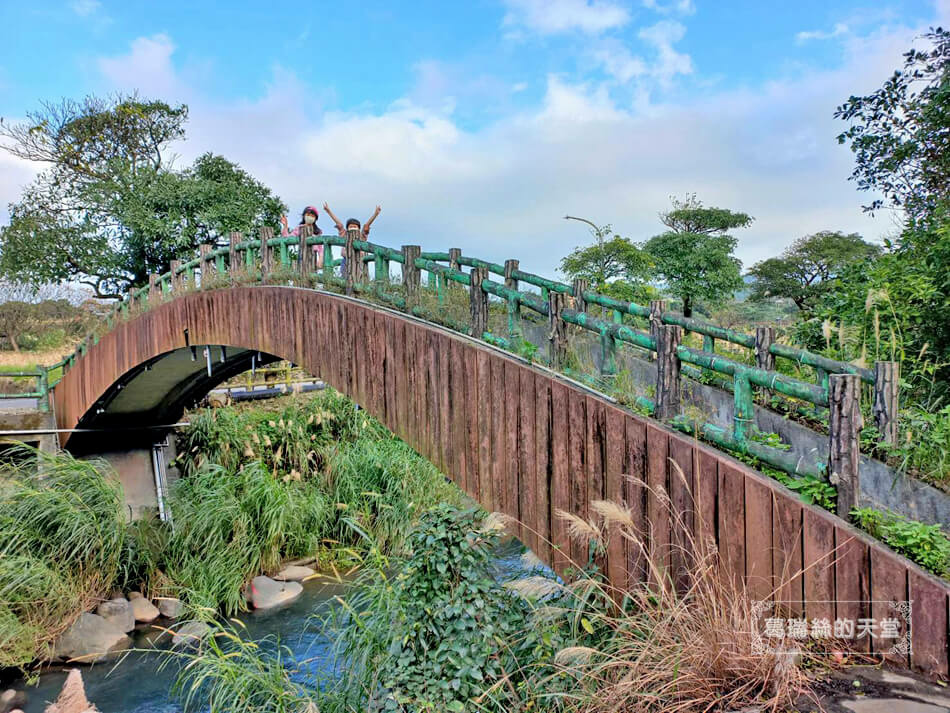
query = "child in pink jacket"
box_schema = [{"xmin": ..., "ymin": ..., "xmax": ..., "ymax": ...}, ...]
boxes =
[{"xmin": 279, "ymin": 206, "xmax": 324, "ymax": 268}]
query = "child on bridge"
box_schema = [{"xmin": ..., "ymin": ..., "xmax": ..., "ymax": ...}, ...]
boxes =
[
  {"xmin": 322, "ymin": 203, "xmax": 381, "ymax": 278},
  {"xmin": 280, "ymin": 206, "xmax": 325, "ymax": 268}
]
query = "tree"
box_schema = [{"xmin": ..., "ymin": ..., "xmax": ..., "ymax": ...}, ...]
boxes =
[
  {"xmin": 560, "ymin": 216, "xmax": 652, "ymax": 294},
  {"xmin": 642, "ymin": 195, "xmax": 751, "ymax": 317},
  {"xmin": 835, "ymin": 28, "xmax": 950, "ymax": 217},
  {"xmin": 747, "ymin": 231, "xmax": 881, "ymax": 312},
  {"xmin": 0, "ymin": 94, "xmax": 284, "ymax": 298}
]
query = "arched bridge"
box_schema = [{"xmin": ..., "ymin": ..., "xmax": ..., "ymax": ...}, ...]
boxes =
[{"xmin": 46, "ymin": 230, "xmax": 949, "ymax": 678}]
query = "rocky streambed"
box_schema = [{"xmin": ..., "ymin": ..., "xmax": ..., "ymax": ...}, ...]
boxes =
[{"xmin": 3, "ymin": 541, "xmax": 526, "ymax": 713}]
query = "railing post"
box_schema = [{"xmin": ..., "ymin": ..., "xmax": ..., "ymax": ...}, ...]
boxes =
[
  {"xmin": 321, "ymin": 234, "xmax": 331, "ymax": 283},
  {"xmin": 649, "ymin": 299, "xmax": 667, "ymax": 357},
  {"xmin": 449, "ymin": 248, "xmax": 461, "ymax": 272},
  {"xmin": 507, "ymin": 296, "xmax": 523, "ymax": 347},
  {"xmin": 259, "ymin": 227, "xmax": 274, "ymax": 279},
  {"xmin": 504, "ymin": 259, "xmax": 519, "ymax": 290},
  {"xmin": 402, "ymin": 244, "xmax": 421, "ymax": 306},
  {"xmin": 470, "ymin": 266, "xmax": 489, "ymax": 338},
  {"xmin": 733, "ymin": 373, "xmax": 754, "ymax": 445},
  {"xmin": 343, "ymin": 229, "xmax": 356, "ymax": 294},
  {"xmin": 169, "ymin": 260, "xmax": 181, "ymax": 293},
  {"xmin": 549, "ymin": 291, "xmax": 567, "ymax": 369},
  {"xmin": 755, "ymin": 326, "xmax": 775, "ymax": 371},
  {"xmin": 829, "ymin": 373, "xmax": 862, "ymax": 517},
  {"xmin": 754, "ymin": 325, "xmax": 775, "ymax": 401},
  {"xmin": 873, "ymin": 361, "xmax": 899, "ymax": 446},
  {"xmin": 229, "ymin": 232, "xmax": 242, "ymax": 278},
  {"xmin": 298, "ymin": 224, "xmax": 314, "ymax": 282},
  {"xmin": 572, "ymin": 278, "xmax": 588, "ymax": 314},
  {"xmin": 374, "ymin": 252, "xmax": 389, "ymax": 287},
  {"xmin": 654, "ymin": 325, "xmax": 682, "ymax": 420},
  {"xmin": 602, "ymin": 308, "xmax": 622, "ymax": 376},
  {"xmin": 148, "ymin": 274, "xmax": 160, "ymax": 302},
  {"xmin": 703, "ymin": 334, "xmax": 715, "ymax": 353},
  {"xmin": 36, "ymin": 368, "xmax": 49, "ymax": 412},
  {"xmin": 199, "ymin": 244, "xmax": 214, "ymax": 287},
  {"xmin": 504, "ymin": 259, "xmax": 521, "ymax": 345}
]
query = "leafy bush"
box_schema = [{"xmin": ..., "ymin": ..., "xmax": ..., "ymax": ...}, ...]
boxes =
[
  {"xmin": 852, "ymin": 507, "xmax": 950, "ymax": 578},
  {"xmin": 323, "ymin": 506, "xmax": 554, "ymax": 713},
  {"xmin": 887, "ymin": 404, "xmax": 950, "ymax": 488},
  {"xmin": 14, "ymin": 333, "xmax": 39, "ymax": 350}
]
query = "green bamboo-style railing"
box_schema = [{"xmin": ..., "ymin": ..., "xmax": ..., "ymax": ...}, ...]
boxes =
[
  {"xmin": 45, "ymin": 227, "xmax": 897, "ymax": 515},
  {"xmin": 0, "ymin": 369, "xmax": 49, "ymax": 410}
]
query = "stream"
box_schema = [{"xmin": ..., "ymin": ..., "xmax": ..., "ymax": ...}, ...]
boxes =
[{"xmin": 12, "ymin": 539, "xmax": 533, "ymax": 713}]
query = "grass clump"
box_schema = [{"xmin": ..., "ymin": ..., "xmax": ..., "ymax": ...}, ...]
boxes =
[
  {"xmin": 0, "ymin": 447, "xmax": 128, "ymax": 669},
  {"xmin": 148, "ymin": 461, "xmax": 329, "ymax": 614},
  {"xmin": 146, "ymin": 389, "xmax": 460, "ymax": 613}
]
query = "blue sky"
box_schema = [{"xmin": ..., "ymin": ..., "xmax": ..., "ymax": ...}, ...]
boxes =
[{"xmin": 1, "ymin": 0, "xmax": 948, "ymax": 278}]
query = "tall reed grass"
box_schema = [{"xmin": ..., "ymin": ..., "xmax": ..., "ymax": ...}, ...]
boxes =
[{"xmin": 0, "ymin": 447, "xmax": 127, "ymax": 669}]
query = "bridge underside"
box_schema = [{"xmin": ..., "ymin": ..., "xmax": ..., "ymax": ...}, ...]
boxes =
[
  {"xmin": 50, "ymin": 286, "xmax": 950, "ymax": 677},
  {"xmin": 65, "ymin": 345, "xmax": 280, "ymax": 454}
]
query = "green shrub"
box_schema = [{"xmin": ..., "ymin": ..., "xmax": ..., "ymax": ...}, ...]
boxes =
[
  {"xmin": 34, "ymin": 327, "xmax": 68, "ymax": 350},
  {"xmin": 323, "ymin": 506, "xmax": 550, "ymax": 713},
  {"xmin": 852, "ymin": 507, "xmax": 950, "ymax": 578},
  {"xmin": 14, "ymin": 334, "xmax": 39, "ymax": 350}
]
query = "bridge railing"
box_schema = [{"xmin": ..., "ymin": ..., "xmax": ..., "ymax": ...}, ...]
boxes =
[
  {"xmin": 48, "ymin": 226, "xmax": 900, "ymax": 516},
  {"xmin": 0, "ymin": 369, "xmax": 49, "ymax": 411}
]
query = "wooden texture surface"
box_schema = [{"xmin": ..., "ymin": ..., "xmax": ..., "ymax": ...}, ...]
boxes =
[{"xmin": 53, "ymin": 286, "xmax": 950, "ymax": 678}]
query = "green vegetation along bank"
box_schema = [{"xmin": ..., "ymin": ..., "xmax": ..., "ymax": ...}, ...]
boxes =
[{"xmin": 0, "ymin": 388, "xmax": 461, "ymax": 673}]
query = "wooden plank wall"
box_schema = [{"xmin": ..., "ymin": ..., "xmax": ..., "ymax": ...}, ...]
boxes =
[{"xmin": 54, "ymin": 286, "xmax": 950, "ymax": 679}]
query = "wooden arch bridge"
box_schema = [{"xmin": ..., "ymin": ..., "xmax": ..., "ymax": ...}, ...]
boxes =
[{"xmin": 44, "ymin": 228, "xmax": 950, "ymax": 678}]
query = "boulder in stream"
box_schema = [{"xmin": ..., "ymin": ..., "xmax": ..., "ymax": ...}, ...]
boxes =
[
  {"xmin": 129, "ymin": 596, "xmax": 160, "ymax": 623},
  {"xmin": 249, "ymin": 575, "xmax": 303, "ymax": 609},
  {"xmin": 95, "ymin": 599, "xmax": 134, "ymax": 633},
  {"xmin": 2, "ymin": 688, "xmax": 27, "ymax": 713},
  {"xmin": 156, "ymin": 597, "xmax": 183, "ymax": 619},
  {"xmin": 44, "ymin": 669, "xmax": 99, "ymax": 713},
  {"xmin": 171, "ymin": 621, "xmax": 211, "ymax": 648},
  {"xmin": 272, "ymin": 565, "xmax": 316, "ymax": 582},
  {"xmin": 51, "ymin": 613, "xmax": 131, "ymax": 664}
]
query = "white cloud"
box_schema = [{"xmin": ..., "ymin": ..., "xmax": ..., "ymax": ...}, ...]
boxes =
[
  {"xmin": 638, "ymin": 21, "xmax": 693, "ymax": 84},
  {"xmin": 796, "ymin": 23, "xmax": 849, "ymax": 43},
  {"xmin": 593, "ymin": 42, "xmax": 647, "ymax": 82},
  {"xmin": 70, "ymin": 0, "xmax": 101, "ymax": 16},
  {"xmin": 0, "ymin": 145, "xmax": 40, "ymax": 226},
  {"xmin": 502, "ymin": 0, "xmax": 631, "ymax": 35},
  {"xmin": 3, "ymin": 19, "xmax": 938, "ymax": 281},
  {"xmin": 97, "ymin": 34, "xmax": 185, "ymax": 100},
  {"xmin": 642, "ymin": 0, "xmax": 695, "ymax": 16}
]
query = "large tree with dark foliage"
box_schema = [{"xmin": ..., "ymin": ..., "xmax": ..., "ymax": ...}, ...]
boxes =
[
  {"xmin": 748, "ymin": 231, "xmax": 880, "ymax": 312},
  {"xmin": 0, "ymin": 94, "xmax": 284, "ymax": 298},
  {"xmin": 835, "ymin": 27, "xmax": 950, "ymax": 218}
]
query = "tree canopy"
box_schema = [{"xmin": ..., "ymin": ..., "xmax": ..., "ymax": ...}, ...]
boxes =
[
  {"xmin": 643, "ymin": 195, "xmax": 750, "ymax": 317},
  {"xmin": 747, "ymin": 231, "xmax": 881, "ymax": 312},
  {"xmin": 835, "ymin": 27, "xmax": 950, "ymax": 218},
  {"xmin": 0, "ymin": 94, "xmax": 284, "ymax": 298},
  {"xmin": 560, "ymin": 217, "xmax": 651, "ymax": 287}
]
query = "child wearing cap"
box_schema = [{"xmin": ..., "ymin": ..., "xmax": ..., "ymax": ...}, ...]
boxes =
[
  {"xmin": 280, "ymin": 206, "xmax": 324, "ymax": 268},
  {"xmin": 322, "ymin": 203, "xmax": 381, "ymax": 277}
]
